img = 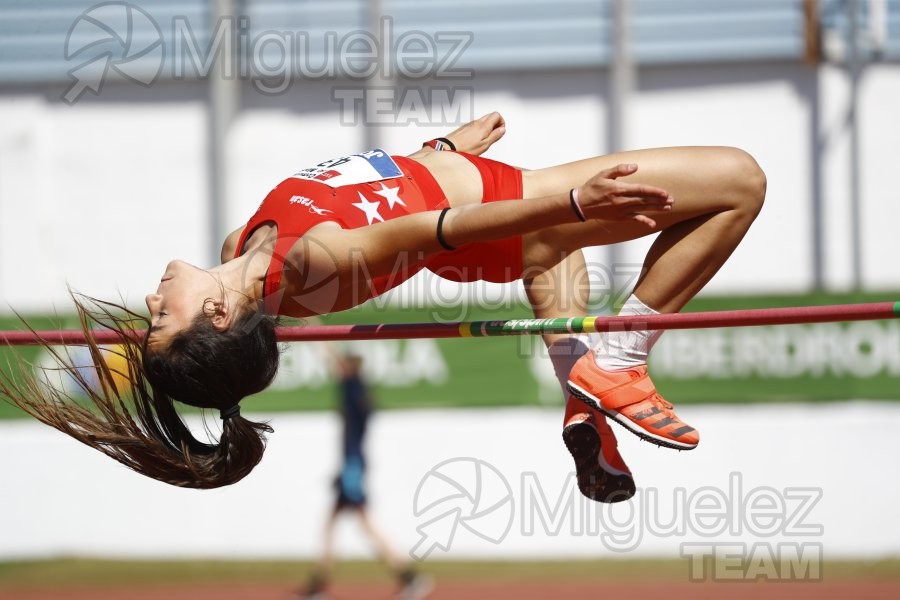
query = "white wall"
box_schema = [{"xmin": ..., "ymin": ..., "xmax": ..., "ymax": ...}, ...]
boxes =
[
  {"xmin": 2, "ymin": 403, "xmax": 899, "ymax": 560},
  {"xmin": 1, "ymin": 63, "xmax": 898, "ymax": 313}
]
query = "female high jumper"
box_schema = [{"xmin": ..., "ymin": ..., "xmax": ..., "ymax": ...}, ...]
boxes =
[{"xmin": 1, "ymin": 112, "xmax": 765, "ymax": 501}]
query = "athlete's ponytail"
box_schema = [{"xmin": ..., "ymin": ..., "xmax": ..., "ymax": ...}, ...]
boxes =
[{"xmin": 0, "ymin": 295, "xmax": 280, "ymax": 489}]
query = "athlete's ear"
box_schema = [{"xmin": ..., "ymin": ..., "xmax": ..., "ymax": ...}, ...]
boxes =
[{"xmin": 204, "ymin": 298, "xmax": 231, "ymax": 332}]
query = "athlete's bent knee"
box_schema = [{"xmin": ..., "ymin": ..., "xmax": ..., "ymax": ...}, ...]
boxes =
[{"xmin": 720, "ymin": 147, "xmax": 767, "ymax": 216}]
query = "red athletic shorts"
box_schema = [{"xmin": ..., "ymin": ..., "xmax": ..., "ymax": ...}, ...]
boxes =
[{"xmin": 421, "ymin": 152, "xmax": 524, "ymax": 284}]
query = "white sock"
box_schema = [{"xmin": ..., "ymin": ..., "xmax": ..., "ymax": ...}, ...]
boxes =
[
  {"xmin": 548, "ymin": 336, "xmax": 591, "ymax": 395},
  {"xmin": 593, "ymin": 294, "xmax": 663, "ymax": 371}
]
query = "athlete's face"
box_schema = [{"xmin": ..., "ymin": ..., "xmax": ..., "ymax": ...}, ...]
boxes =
[{"xmin": 145, "ymin": 260, "xmax": 221, "ymax": 350}]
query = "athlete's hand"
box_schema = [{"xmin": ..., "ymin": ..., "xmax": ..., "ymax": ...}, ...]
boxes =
[
  {"xmin": 576, "ymin": 163, "xmax": 673, "ymax": 229},
  {"xmin": 444, "ymin": 112, "xmax": 506, "ymax": 156}
]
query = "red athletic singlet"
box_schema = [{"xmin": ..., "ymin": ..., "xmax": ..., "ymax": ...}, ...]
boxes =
[{"xmin": 234, "ymin": 150, "xmax": 524, "ymax": 314}]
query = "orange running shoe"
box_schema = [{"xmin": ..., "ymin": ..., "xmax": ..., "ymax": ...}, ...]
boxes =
[
  {"xmin": 567, "ymin": 353, "xmax": 699, "ymax": 450},
  {"xmin": 563, "ymin": 395, "xmax": 635, "ymax": 503}
]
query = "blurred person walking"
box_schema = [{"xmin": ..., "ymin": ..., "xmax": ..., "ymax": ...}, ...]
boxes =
[{"xmin": 295, "ymin": 351, "xmax": 432, "ymax": 600}]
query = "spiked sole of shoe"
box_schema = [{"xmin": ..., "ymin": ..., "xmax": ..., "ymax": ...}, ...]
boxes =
[{"xmin": 562, "ymin": 420, "xmax": 636, "ymax": 503}]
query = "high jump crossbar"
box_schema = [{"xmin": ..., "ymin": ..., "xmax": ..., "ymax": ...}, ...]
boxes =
[{"xmin": 0, "ymin": 301, "xmax": 897, "ymax": 346}]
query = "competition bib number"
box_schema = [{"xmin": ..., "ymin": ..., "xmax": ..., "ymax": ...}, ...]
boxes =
[{"xmin": 291, "ymin": 149, "xmax": 403, "ymax": 188}]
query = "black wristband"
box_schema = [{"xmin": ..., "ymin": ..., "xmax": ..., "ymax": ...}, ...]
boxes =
[
  {"xmin": 423, "ymin": 137, "xmax": 457, "ymax": 152},
  {"xmin": 569, "ymin": 188, "xmax": 587, "ymax": 222},
  {"xmin": 436, "ymin": 207, "xmax": 456, "ymax": 251},
  {"xmin": 435, "ymin": 137, "xmax": 456, "ymax": 151}
]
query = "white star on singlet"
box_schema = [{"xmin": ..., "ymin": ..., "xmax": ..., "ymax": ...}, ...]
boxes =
[
  {"xmin": 372, "ymin": 182, "xmax": 405, "ymax": 209},
  {"xmin": 352, "ymin": 192, "xmax": 384, "ymax": 224}
]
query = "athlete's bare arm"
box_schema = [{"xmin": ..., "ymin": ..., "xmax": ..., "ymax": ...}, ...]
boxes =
[
  {"xmin": 405, "ymin": 112, "xmax": 506, "ymax": 160},
  {"xmin": 300, "ymin": 165, "xmax": 672, "ymax": 287}
]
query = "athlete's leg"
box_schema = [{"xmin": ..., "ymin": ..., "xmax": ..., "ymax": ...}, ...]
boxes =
[
  {"xmin": 356, "ymin": 507, "xmax": 404, "ymax": 571},
  {"xmin": 521, "ymin": 146, "xmax": 765, "ymax": 450},
  {"xmin": 355, "ymin": 507, "xmax": 431, "ymax": 597},
  {"xmin": 319, "ymin": 507, "xmax": 340, "ymax": 572},
  {"xmin": 297, "ymin": 507, "xmax": 340, "ymax": 599},
  {"xmin": 417, "ymin": 147, "xmax": 765, "ymax": 302},
  {"xmin": 524, "ymin": 250, "xmax": 635, "ymax": 503},
  {"xmin": 520, "ymin": 146, "xmax": 766, "ymax": 311}
]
